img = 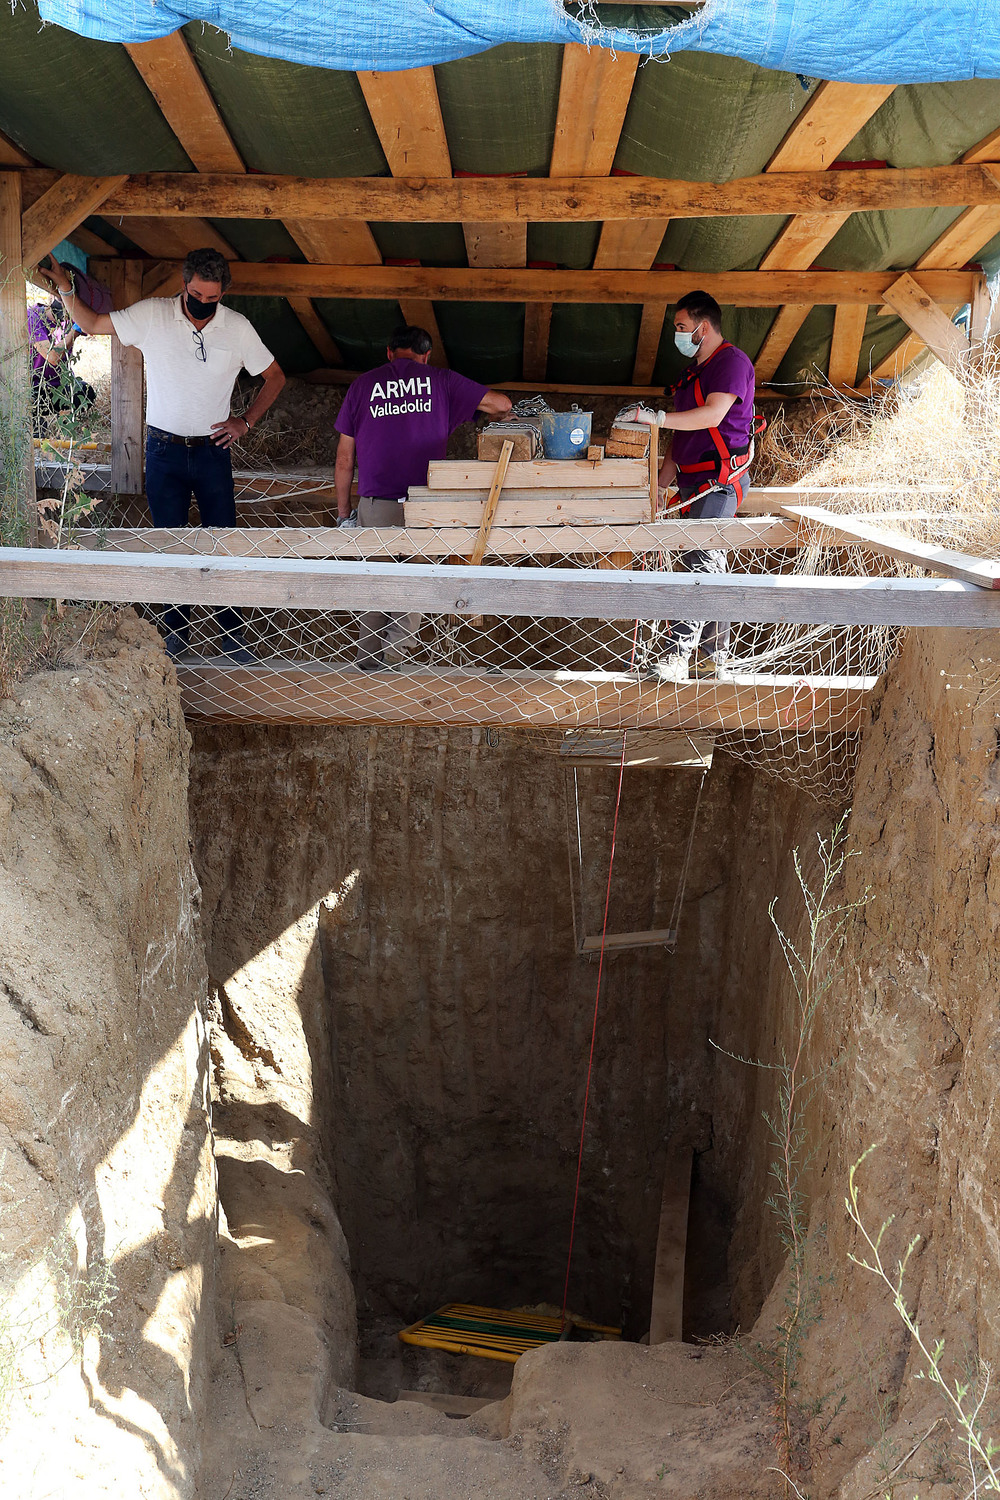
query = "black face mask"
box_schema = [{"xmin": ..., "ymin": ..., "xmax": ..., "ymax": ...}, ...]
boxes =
[{"xmin": 184, "ymin": 289, "xmax": 219, "ymax": 321}]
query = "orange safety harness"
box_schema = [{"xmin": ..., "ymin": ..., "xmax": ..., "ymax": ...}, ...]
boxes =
[{"xmin": 670, "ymin": 342, "xmax": 766, "ymax": 509}]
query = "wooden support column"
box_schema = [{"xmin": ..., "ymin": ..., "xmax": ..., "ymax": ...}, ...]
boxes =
[
  {"xmin": 108, "ymin": 260, "xmax": 145, "ymax": 496},
  {"xmin": 522, "ymin": 302, "xmax": 552, "ymax": 383},
  {"xmin": 827, "ymin": 303, "xmax": 868, "ymax": 389},
  {"xmin": 881, "ymin": 272, "xmax": 968, "ymax": 376},
  {"xmin": 0, "ymin": 172, "xmax": 36, "ymax": 542}
]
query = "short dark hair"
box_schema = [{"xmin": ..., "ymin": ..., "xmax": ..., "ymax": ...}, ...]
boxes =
[
  {"xmin": 182, "ymin": 247, "xmax": 231, "ymax": 292},
  {"xmin": 388, "ymin": 324, "xmax": 433, "ymax": 355},
  {"xmin": 675, "ymin": 290, "xmax": 722, "ymax": 332}
]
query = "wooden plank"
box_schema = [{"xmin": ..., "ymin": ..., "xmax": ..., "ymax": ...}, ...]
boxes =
[
  {"xmin": 522, "ymin": 302, "xmax": 552, "ymax": 382},
  {"xmin": 0, "ymin": 129, "xmax": 33, "ymax": 168},
  {"xmin": 0, "ymin": 173, "xmax": 36, "ymax": 543},
  {"xmin": 397, "ymin": 299, "xmax": 447, "ymax": 365},
  {"xmin": 357, "ymin": 68, "xmax": 452, "ymax": 177},
  {"xmin": 125, "ymin": 34, "xmax": 244, "ymax": 172},
  {"xmin": 426, "ymin": 459, "xmax": 647, "ymax": 489},
  {"xmin": 759, "ymin": 211, "xmax": 852, "ymax": 271},
  {"xmin": 559, "ymin": 729, "xmax": 715, "ymax": 768},
  {"xmin": 632, "ymin": 301, "xmax": 668, "ymax": 385},
  {"xmin": 79, "ymin": 518, "xmax": 802, "ymax": 557},
  {"xmin": 174, "ymin": 665, "xmax": 877, "ymax": 731},
  {"xmin": 282, "ymin": 218, "xmax": 381, "ymax": 265},
  {"xmin": 116, "ymin": 215, "xmax": 236, "ymax": 260},
  {"xmin": 581, "ymin": 929, "xmax": 676, "ymax": 953},
  {"xmin": 108, "ymin": 260, "xmax": 145, "ymax": 496},
  {"xmin": 286, "ymin": 296, "xmax": 343, "ymax": 366},
  {"xmin": 827, "ymin": 303, "xmax": 868, "ymax": 388},
  {"xmin": 915, "ymin": 198, "xmax": 1000, "ymax": 272},
  {"xmin": 470, "ymin": 440, "xmax": 514, "ymax": 565},
  {"xmin": 783, "ymin": 504, "xmax": 1000, "ymax": 589},
  {"xmin": 754, "ymin": 304, "xmax": 812, "ymax": 381},
  {"xmin": 98, "ymin": 163, "xmax": 1000, "ymax": 221},
  {"xmin": 464, "ymin": 222, "xmax": 528, "ymax": 268},
  {"xmin": 963, "ymin": 126, "xmax": 1000, "ymax": 164},
  {"xmin": 69, "ymin": 224, "xmax": 120, "ymax": 258},
  {"xmin": 95, "ymin": 261, "xmax": 973, "ymax": 307},
  {"xmin": 549, "ymin": 43, "xmax": 639, "ymax": 176},
  {"xmin": 3, "ymin": 547, "xmax": 1000, "ymax": 626},
  {"xmin": 21, "ymin": 174, "xmax": 127, "ymax": 268},
  {"xmin": 766, "ymin": 82, "xmax": 896, "ymax": 172},
  {"xmin": 397, "ymin": 1391, "xmax": 493, "ymax": 1417},
  {"xmin": 649, "ymin": 1148, "xmax": 693, "ymax": 1344},
  {"xmin": 880, "ymin": 272, "xmax": 968, "ymax": 374},
  {"xmin": 406, "ymin": 495, "xmax": 650, "ymax": 526},
  {"xmin": 593, "ymin": 219, "xmax": 669, "ymax": 271}
]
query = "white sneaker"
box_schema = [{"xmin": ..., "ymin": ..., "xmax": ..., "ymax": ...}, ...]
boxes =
[{"xmin": 651, "ymin": 652, "xmax": 691, "ymax": 683}]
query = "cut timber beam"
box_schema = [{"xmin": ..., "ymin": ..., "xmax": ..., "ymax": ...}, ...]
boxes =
[
  {"xmin": 124, "ymin": 34, "xmax": 244, "ymax": 172},
  {"xmin": 522, "ymin": 302, "xmax": 552, "ymax": 382},
  {"xmin": 90, "ymin": 261, "xmax": 974, "ymax": 307},
  {"xmin": 759, "ymin": 211, "xmax": 852, "ymax": 272},
  {"xmin": 633, "ymin": 300, "xmax": 668, "ymax": 385},
  {"xmin": 550, "ymin": 44, "xmax": 639, "ymax": 176},
  {"xmin": 426, "ymin": 459, "xmax": 646, "ymax": 489},
  {"xmin": 649, "ymin": 1148, "xmax": 693, "ymax": 1344},
  {"xmin": 357, "ymin": 65, "xmax": 450, "ymax": 363},
  {"xmin": 963, "ymin": 126, "xmax": 1000, "ymax": 164},
  {"xmin": 783, "ymin": 505, "xmax": 1000, "ymax": 588},
  {"xmin": 80, "ymin": 518, "xmax": 802, "ymax": 558},
  {"xmin": 92, "ymin": 163, "xmax": 1000, "ymax": 221},
  {"xmin": 108, "ymin": 260, "xmax": 145, "ymax": 495},
  {"xmin": 766, "ymin": 82, "xmax": 896, "ymax": 171},
  {"xmin": 3, "ymin": 548, "xmax": 1000, "ymax": 627},
  {"xmin": 114, "ymin": 216, "xmax": 236, "ymax": 260},
  {"xmin": 827, "ymin": 303, "xmax": 868, "ymax": 388},
  {"xmin": 0, "ymin": 128, "xmax": 33, "ymax": 168},
  {"xmin": 21, "ymin": 174, "xmax": 127, "ymax": 267},
  {"xmin": 915, "ymin": 189, "xmax": 1000, "ymax": 271},
  {"xmin": 173, "ymin": 665, "xmax": 877, "ymax": 731},
  {"xmin": 581, "ymin": 930, "xmax": 676, "ymax": 953},
  {"xmin": 880, "ymin": 272, "xmax": 968, "ymax": 374},
  {"xmin": 286, "ymin": 297, "xmax": 343, "ymax": 366},
  {"xmin": 0, "ymin": 173, "xmax": 37, "ymax": 541},
  {"xmin": 754, "ymin": 303, "xmax": 812, "ymax": 380}
]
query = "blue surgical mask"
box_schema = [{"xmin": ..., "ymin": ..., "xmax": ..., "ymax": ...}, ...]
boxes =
[{"xmin": 674, "ymin": 328, "xmax": 700, "ymax": 358}]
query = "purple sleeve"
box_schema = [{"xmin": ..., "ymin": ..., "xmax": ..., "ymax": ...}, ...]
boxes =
[
  {"xmin": 335, "ymin": 384, "xmax": 359, "ymax": 437},
  {"xmin": 442, "ymin": 368, "xmax": 490, "ymax": 429},
  {"xmin": 27, "ymin": 306, "xmax": 47, "ymax": 342}
]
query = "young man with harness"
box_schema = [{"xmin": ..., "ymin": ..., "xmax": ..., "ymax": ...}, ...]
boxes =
[{"xmin": 627, "ymin": 289, "xmax": 760, "ymax": 683}]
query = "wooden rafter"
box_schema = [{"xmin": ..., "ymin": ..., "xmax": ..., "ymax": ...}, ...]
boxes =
[
  {"xmin": 962, "ymin": 126, "xmax": 1000, "ymax": 163},
  {"xmin": 915, "ymin": 180, "xmax": 1000, "ymax": 271},
  {"xmin": 827, "ymin": 303, "xmax": 868, "ymax": 389},
  {"xmin": 61, "ymin": 163, "xmax": 1000, "ymax": 221},
  {"xmin": 126, "ymin": 32, "xmax": 342, "ymax": 365},
  {"xmin": 0, "ymin": 128, "xmax": 33, "ymax": 168},
  {"xmin": 357, "ymin": 66, "xmax": 449, "ymax": 364},
  {"xmin": 21, "ymin": 173, "xmax": 127, "ymax": 267},
  {"xmin": 87, "ymin": 261, "xmax": 974, "ymax": 307},
  {"xmin": 880, "ymin": 273, "xmax": 968, "ymax": 374},
  {"xmin": 758, "ymin": 81, "xmax": 895, "ymax": 386},
  {"xmin": 632, "ymin": 299, "xmax": 669, "ymax": 385}
]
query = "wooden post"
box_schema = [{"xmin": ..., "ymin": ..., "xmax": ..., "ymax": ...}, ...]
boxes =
[
  {"xmin": 0, "ymin": 171, "xmax": 37, "ymax": 543},
  {"xmin": 649, "ymin": 419, "xmax": 660, "ymax": 521},
  {"xmin": 108, "ymin": 259, "xmax": 144, "ymax": 496}
]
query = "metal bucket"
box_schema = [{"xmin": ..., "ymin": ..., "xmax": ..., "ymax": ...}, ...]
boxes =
[{"xmin": 539, "ymin": 407, "xmax": 592, "ymax": 459}]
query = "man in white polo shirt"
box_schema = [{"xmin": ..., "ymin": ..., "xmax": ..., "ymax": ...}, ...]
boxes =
[{"xmin": 39, "ymin": 247, "xmax": 286, "ymax": 662}]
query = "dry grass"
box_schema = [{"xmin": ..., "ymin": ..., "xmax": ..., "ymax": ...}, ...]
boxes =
[{"xmin": 754, "ymin": 360, "xmax": 1000, "ymax": 555}]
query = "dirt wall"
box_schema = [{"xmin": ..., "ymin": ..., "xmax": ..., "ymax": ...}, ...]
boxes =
[
  {"xmin": 709, "ymin": 628, "xmax": 1000, "ymax": 1497},
  {"xmin": 0, "ymin": 616, "xmax": 214, "ymax": 1500}
]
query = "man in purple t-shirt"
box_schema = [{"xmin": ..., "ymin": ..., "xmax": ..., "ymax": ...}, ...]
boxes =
[
  {"xmin": 626, "ymin": 289, "xmax": 756, "ymax": 683},
  {"xmin": 335, "ymin": 324, "xmax": 512, "ymax": 669}
]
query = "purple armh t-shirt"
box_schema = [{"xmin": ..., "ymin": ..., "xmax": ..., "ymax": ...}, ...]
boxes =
[
  {"xmin": 670, "ymin": 343, "xmax": 755, "ymax": 474},
  {"xmin": 335, "ymin": 357, "xmax": 489, "ymax": 499},
  {"xmin": 28, "ymin": 303, "xmax": 69, "ymax": 386}
]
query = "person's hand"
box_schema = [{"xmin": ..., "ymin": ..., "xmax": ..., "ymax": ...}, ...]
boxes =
[
  {"xmin": 627, "ymin": 406, "xmax": 667, "ymax": 427},
  {"xmin": 211, "ymin": 416, "xmax": 250, "ymax": 448},
  {"xmin": 35, "ymin": 254, "xmax": 71, "ymax": 296},
  {"xmin": 338, "ymin": 513, "xmax": 359, "ymax": 529}
]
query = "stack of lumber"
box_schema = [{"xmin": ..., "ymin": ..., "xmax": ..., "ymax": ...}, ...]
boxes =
[
  {"xmin": 404, "ymin": 456, "xmax": 650, "ymax": 526},
  {"xmin": 606, "ymin": 419, "xmax": 651, "ymax": 459}
]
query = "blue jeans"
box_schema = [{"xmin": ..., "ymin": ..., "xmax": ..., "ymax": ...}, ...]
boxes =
[
  {"xmin": 663, "ymin": 484, "xmax": 740, "ymax": 659},
  {"xmin": 145, "ymin": 431, "xmax": 242, "ymax": 641}
]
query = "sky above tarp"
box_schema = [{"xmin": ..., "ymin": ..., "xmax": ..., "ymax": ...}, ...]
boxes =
[{"xmin": 35, "ymin": 0, "xmax": 1000, "ymax": 82}]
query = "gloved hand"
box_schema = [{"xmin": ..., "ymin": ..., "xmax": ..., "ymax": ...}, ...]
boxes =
[
  {"xmin": 338, "ymin": 513, "xmax": 359, "ymax": 529},
  {"xmin": 622, "ymin": 405, "xmax": 667, "ymax": 427}
]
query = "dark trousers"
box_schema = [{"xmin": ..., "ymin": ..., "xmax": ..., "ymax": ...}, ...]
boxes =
[
  {"xmin": 664, "ymin": 484, "xmax": 739, "ymax": 658},
  {"xmin": 145, "ymin": 431, "xmax": 242, "ymax": 641}
]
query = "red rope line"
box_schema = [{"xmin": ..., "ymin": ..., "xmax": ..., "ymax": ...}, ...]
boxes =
[{"xmin": 561, "ymin": 622, "xmax": 637, "ymax": 1327}]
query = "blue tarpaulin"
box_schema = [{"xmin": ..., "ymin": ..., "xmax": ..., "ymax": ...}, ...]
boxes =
[{"xmin": 35, "ymin": 0, "xmax": 1000, "ymax": 82}]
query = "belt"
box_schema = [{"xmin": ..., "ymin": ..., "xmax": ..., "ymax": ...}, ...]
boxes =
[{"xmin": 148, "ymin": 426, "xmax": 216, "ymax": 447}]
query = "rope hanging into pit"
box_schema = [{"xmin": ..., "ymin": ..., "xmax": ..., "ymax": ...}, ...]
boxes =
[{"xmin": 560, "ymin": 716, "xmax": 630, "ymax": 1329}]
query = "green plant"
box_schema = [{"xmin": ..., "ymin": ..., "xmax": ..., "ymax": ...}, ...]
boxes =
[
  {"xmin": 715, "ymin": 817, "xmax": 870, "ymax": 1481},
  {"xmin": 847, "ymin": 1148, "xmax": 1000, "ymax": 1496}
]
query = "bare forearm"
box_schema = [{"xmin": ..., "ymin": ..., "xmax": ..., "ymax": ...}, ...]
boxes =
[
  {"xmin": 245, "ymin": 370, "xmax": 285, "ymax": 426},
  {"xmin": 662, "ymin": 407, "xmax": 724, "ymax": 432},
  {"xmin": 335, "ymin": 458, "xmax": 354, "ymax": 519}
]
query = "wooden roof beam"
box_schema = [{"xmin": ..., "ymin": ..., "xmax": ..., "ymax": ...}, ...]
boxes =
[
  {"xmin": 86, "ymin": 261, "xmax": 973, "ymax": 306},
  {"xmin": 0, "ymin": 128, "xmax": 33, "ymax": 168},
  {"xmin": 357, "ymin": 66, "xmax": 449, "ymax": 364},
  {"xmin": 21, "ymin": 173, "xmax": 127, "ymax": 268},
  {"xmin": 880, "ymin": 274, "xmax": 968, "ymax": 376},
  {"xmin": 83, "ymin": 163, "xmax": 1000, "ymax": 220}
]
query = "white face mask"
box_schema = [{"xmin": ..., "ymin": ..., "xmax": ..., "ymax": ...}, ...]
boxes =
[{"xmin": 674, "ymin": 325, "xmax": 701, "ymax": 358}]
